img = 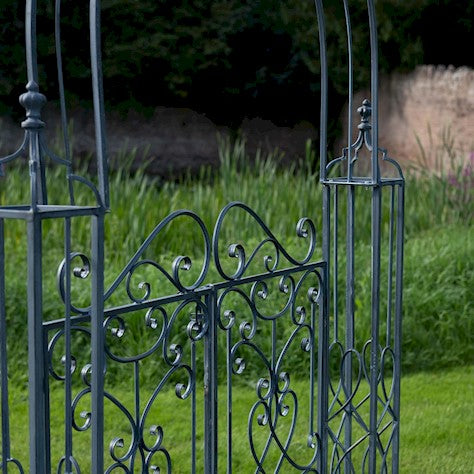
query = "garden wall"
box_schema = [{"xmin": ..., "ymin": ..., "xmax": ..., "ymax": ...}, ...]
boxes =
[{"xmin": 335, "ymin": 65, "xmax": 474, "ymax": 168}]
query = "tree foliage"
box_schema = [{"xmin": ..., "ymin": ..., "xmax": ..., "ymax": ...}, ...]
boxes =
[{"xmin": 0, "ymin": 0, "xmax": 472, "ymax": 127}]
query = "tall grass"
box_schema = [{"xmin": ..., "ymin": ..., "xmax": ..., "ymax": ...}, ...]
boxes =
[{"xmin": 0, "ymin": 137, "xmax": 472, "ymax": 383}]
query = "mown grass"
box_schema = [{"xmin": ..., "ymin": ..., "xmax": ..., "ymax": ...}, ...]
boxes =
[{"xmin": 4, "ymin": 366, "xmax": 473, "ymax": 472}]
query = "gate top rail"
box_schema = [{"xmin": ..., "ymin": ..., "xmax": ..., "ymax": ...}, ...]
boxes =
[{"xmin": 48, "ymin": 199, "xmax": 322, "ymax": 327}]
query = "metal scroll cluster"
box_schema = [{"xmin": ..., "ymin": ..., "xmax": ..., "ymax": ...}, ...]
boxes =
[
  {"xmin": 0, "ymin": 0, "xmax": 403, "ymax": 473},
  {"xmin": 43, "ymin": 202, "xmax": 325, "ymax": 473}
]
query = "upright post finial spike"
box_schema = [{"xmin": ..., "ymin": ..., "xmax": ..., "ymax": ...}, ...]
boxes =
[
  {"xmin": 357, "ymin": 99, "xmax": 371, "ymax": 132},
  {"xmin": 19, "ymin": 81, "xmax": 46, "ymax": 129}
]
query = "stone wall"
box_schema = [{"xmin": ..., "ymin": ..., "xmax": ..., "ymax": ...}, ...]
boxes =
[
  {"xmin": 335, "ymin": 65, "xmax": 474, "ymax": 170},
  {"xmin": 1, "ymin": 64, "xmax": 472, "ymax": 176}
]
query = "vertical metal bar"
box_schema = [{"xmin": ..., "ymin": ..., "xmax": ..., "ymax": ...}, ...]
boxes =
[
  {"xmin": 344, "ymin": 185, "xmax": 355, "ymax": 472},
  {"xmin": 25, "ymin": 0, "xmax": 38, "ymax": 84},
  {"xmin": 0, "ymin": 219, "xmax": 11, "ymax": 471},
  {"xmin": 319, "ymin": 184, "xmax": 331, "ymax": 473},
  {"xmin": 64, "ymin": 218, "xmax": 73, "ymax": 472},
  {"xmin": 309, "ymin": 296, "xmax": 315, "ymax": 444},
  {"xmin": 204, "ymin": 289, "xmax": 218, "ymax": 474},
  {"xmin": 44, "ymin": 328, "xmax": 51, "ymax": 473},
  {"xmin": 91, "ymin": 212, "xmax": 105, "ymax": 472},
  {"xmin": 369, "ymin": 185, "xmax": 382, "ymax": 472},
  {"xmin": 386, "ymin": 186, "xmax": 395, "ymax": 346},
  {"xmin": 271, "ymin": 319, "xmax": 277, "ymax": 370},
  {"xmin": 130, "ymin": 360, "xmax": 139, "ymax": 472},
  {"xmin": 314, "ymin": 0, "xmax": 328, "ymax": 180},
  {"xmin": 27, "ymin": 215, "xmax": 47, "ymax": 473},
  {"xmin": 322, "ymin": 185, "xmax": 331, "ymax": 328},
  {"xmin": 191, "ymin": 341, "xmax": 196, "ymax": 474},
  {"xmin": 367, "ymin": 0, "xmax": 379, "ymax": 183},
  {"xmin": 333, "ymin": 187, "xmax": 339, "ymax": 342},
  {"xmin": 90, "ymin": 0, "xmax": 109, "ymax": 209},
  {"xmin": 317, "ymin": 262, "xmax": 329, "ymax": 474},
  {"xmin": 29, "ymin": 132, "xmax": 47, "ymax": 207},
  {"xmin": 315, "ymin": 2, "xmax": 329, "ymax": 461},
  {"xmin": 392, "ymin": 184, "xmax": 404, "ymax": 473},
  {"xmin": 226, "ymin": 326, "xmax": 232, "ymax": 473},
  {"xmin": 55, "ymin": 0, "xmax": 75, "ymax": 205},
  {"xmin": 343, "ymin": 0, "xmax": 354, "ymax": 180}
]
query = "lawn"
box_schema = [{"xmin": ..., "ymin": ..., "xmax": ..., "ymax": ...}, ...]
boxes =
[
  {"xmin": 4, "ymin": 366, "xmax": 473, "ymax": 472},
  {"xmin": 400, "ymin": 366, "xmax": 474, "ymax": 473}
]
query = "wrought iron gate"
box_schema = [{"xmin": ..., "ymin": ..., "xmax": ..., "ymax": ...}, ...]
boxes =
[{"xmin": 0, "ymin": 0, "xmax": 404, "ymax": 472}]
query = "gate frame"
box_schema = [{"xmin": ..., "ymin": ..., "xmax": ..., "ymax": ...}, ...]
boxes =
[{"xmin": 0, "ymin": 0, "xmax": 404, "ymax": 472}]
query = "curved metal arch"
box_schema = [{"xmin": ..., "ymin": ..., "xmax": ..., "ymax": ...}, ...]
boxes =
[{"xmin": 10, "ymin": 0, "xmax": 109, "ymax": 208}]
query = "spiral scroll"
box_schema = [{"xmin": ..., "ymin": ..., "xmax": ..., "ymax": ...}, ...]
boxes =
[
  {"xmin": 220, "ymin": 268, "xmax": 323, "ymax": 471},
  {"xmin": 56, "ymin": 209, "xmax": 211, "ymax": 312},
  {"xmin": 49, "ymin": 201, "xmax": 323, "ymax": 471},
  {"xmin": 213, "ymin": 201, "xmax": 316, "ymax": 280}
]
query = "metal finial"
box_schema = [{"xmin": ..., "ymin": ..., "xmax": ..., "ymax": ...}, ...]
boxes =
[
  {"xmin": 19, "ymin": 80, "xmax": 46, "ymax": 129},
  {"xmin": 357, "ymin": 98, "xmax": 371, "ymax": 131}
]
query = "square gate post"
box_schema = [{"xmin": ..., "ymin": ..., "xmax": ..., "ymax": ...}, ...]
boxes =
[
  {"xmin": 91, "ymin": 212, "xmax": 106, "ymax": 472},
  {"xmin": 26, "ymin": 215, "xmax": 48, "ymax": 473},
  {"xmin": 204, "ymin": 287, "xmax": 218, "ymax": 473}
]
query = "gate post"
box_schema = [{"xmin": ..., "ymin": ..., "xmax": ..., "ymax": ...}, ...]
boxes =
[
  {"xmin": 204, "ymin": 287, "xmax": 218, "ymax": 473},
  {"xmin": 21, "ymin": 22, "xmax": 50, "ymax": 465},
  {"xmin": 0, "ymin": 0, "xmax": 109, "ymax": 470},
  {"xmin": 91, "ymin": 212, "xmax": 106, "ymax": 472},
  {"xmin": 26, "ymin": 215, "xmax": 48, "ymax": 473},
  {"xmin": 315, "ymin": 1, "xmax": 404, "ymax": 472}
]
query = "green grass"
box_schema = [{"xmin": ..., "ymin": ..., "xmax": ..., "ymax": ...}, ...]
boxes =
[
  {"xmin": 0, "ymin": 138, "xmax": 472, "ymax": 383},
  {"xmin": 3, "ymin": 366, "xmax": 473, "ymax": 472},
  {"xmin": 0, "ymin": 137, "xmax": 472, "ymax": 470},
  {"xmin": 400, "ymin": 366, "xmax": 474, "ymax": 473}
]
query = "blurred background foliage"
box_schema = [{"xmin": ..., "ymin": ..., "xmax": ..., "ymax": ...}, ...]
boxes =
[{"xmin": 0, "ymin": 0, "xmax": 473, "ymax": 139}]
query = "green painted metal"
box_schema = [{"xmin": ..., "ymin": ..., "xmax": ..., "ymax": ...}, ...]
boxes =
[{"xmin": 0, "ymin": 1, "xmax": 404, "ymax": 472}]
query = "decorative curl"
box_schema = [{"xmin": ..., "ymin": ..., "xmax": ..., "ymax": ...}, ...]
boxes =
[
  {"xmin": 105, "ymin": 210, "xmax": 210, "ymax": 303},
  {"xmin": 48, "ymin": 326, "xmax": 91, "ymax": 380},
  {"xmin": 213, "ymin": 202, "xmax": 316, "ymax": 280},
  {"xmin": 71, "ymin": 388, "xmax": 92, "ymax": 431},
  {"xmin": 140, "ymin": 365, "xmax": 194, "ymax": 454},
  {"xmin": 56, "ymin": 252, "xmax": 91, "ymax": 314},
  {"xmin": 56, "ymin": 456, "xmax": 81, "ymax": 473},
  {"xmin": 104, "ymin": 307, "xmax": 167, "ymax": 363},
  {"xmin": 2, "ymin": 458, "xmax": 25, "ymax": 474}
]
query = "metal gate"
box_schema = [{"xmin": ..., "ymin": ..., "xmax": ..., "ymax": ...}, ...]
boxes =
[{"xmin": 0, "ymin": 0, "xmax": 404, "ymax": 472}]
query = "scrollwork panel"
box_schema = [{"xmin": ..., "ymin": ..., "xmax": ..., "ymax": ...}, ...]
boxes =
[{"xmin": 217, "ymin": 268, "xmax": 324, "ymax": 473}]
